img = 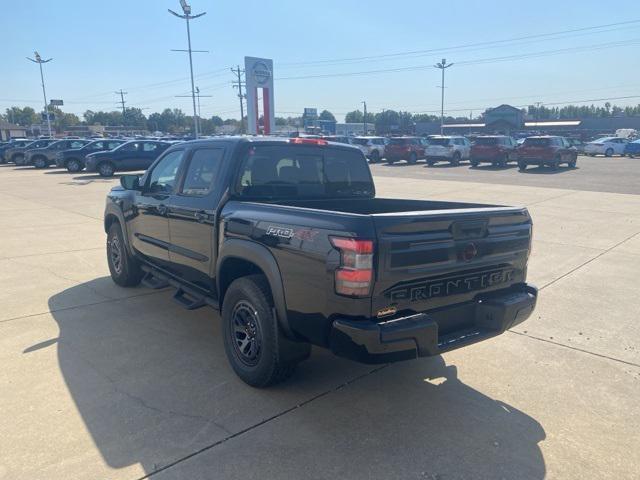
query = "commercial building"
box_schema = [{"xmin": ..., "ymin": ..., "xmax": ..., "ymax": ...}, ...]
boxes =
[{"xmin": 0, "ymin": 121, "xmax": 28, "ymax": 140}]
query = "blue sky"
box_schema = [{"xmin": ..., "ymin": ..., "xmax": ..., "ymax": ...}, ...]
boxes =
[{"xmin": 2, "ymin": 0, "xmax": 639, "ymax": 122}]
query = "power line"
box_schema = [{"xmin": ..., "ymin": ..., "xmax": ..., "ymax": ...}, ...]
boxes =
[{"xmin": 279, "ymin": 19, "xmax": 640, "ymax": 67}]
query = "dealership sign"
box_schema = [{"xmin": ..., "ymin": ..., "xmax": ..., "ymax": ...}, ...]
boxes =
[{"xmin": 245, "ymin": 57, "xmax": 275, "ymax": 135}]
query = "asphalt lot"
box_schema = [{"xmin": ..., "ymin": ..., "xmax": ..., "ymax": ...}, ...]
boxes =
[
  {"xmin": 1, "ymin": 161, "xmax": 639, "ymax": 479},
  {"xmin": 371, "ymin": 154, "xmax": 640, "ymax": 195}
]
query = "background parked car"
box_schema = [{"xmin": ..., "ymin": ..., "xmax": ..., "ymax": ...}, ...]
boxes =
[
  {"xmin": 470, "ymin": 135, "xmax": 518, "ymax": 167},
  {"xmin": 517, "ymin": 136, "xmax": 577, "ymax": 171},
  {"xmin": 624, "ymin": 139, "xmax": 640, "ymax": 158},
  {"xmin": 565, "ymin": 138, "xmax": 585, "ymax": 154},
  {"xmin": 352, "ymin": 136, "xmax": 386, "ymax": 163},
  {"xmin": 583, "ymin": 137, "xmax": 628, "ymax": 157},
  {"xmin": 0, "ymin": 139, "xmax": 33, "ymax": 163},
  {"xmin": 55, "ymin": 139, "xmax": 127, "ymax": 172},
  {"xmin": 4, "ymin": 138, "xmax": 57, "ymax": 165},
  {"xmin": 84, "ymin": 140, "xmax": 173, "ymax": 177},
  {"xmin": 425, "ymin": 136, "xmax": 471, "ymax": 166},
  {"xmin": 384, "ymin": 137, "xmax": 427, "ymax": 164},
  {"xmin": 25, "ymin": 139, "xmax": 91, "ymax": 168}
]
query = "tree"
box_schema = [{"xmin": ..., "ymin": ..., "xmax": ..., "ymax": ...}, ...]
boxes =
[
  {"xmin": 210, "ymin": 116, "xmax": 224, "ymax": 127},
  {"xmin": 345, "ymin": 109, "xmax": 374, "ymax": 124},
  {"xmin": 319, "ymin": 110, "xmax": 336, "ymax": 122},
  {"xmin": 5, "ymin": 106, "xmax": 38, "ymax": 126}
]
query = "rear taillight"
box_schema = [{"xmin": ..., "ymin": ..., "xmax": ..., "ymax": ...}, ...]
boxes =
[{"xmin": 330, "ymin": 236, "xmax": 373, "ymax": 297}]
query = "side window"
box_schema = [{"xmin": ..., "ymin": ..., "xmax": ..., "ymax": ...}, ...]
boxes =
[
  {"xmin": 147, "ymin": 150, "xmax": 184, "ymax": 194},
  {"xmin": 143, "ymin": 142, "xmax": 159, "ymax": 152},
  {"xmin": 70, "ymin": 141, "xmax": 85, "ymax": 149},
  {"xmin": 180, "ymin": 148, "xmax": 224, "ymax": 196},
  {"xmin": 108, "ymin": 142, "xmax": 121, "ymax": 150}
]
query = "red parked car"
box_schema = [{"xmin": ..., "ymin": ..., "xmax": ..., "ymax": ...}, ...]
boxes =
[
  {"xmin": 517, "ymin": 136, "xmax": 578, "ymax": 171},
  {"xmin": 470, "ymin": 135, "xmax": 518, "ymax": 167},
  {"xmin": 385, "ymin": 137, "xmax": 428, "ymax": 164}
]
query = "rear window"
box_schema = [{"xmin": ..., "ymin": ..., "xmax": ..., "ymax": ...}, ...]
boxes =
[
  {"xmin": 523, "ymin": 138, "xmax": 551, "ymax": 147},
  {"xmin": 236, "ymin": 145, "xmax": 373, "ymax": 199},
  {"xmin": 429, "ymin": 138, "xmax": 451, "ymax": 146},
  {"xmin": 351, "ymin": 138, "xmax": 368, "ymax": 145},
  {"xmin": 388, "ymin": 138, "xmax": 410, "ymax": 145},
  {"xmin": 475, "ymin": 137, "xmax": 499, "ymax": 146}
]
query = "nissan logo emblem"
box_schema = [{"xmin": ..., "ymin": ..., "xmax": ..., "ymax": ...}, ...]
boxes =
[{"xmin": 252, "ymin": 61, "xmax": 271, "ymax": 86}]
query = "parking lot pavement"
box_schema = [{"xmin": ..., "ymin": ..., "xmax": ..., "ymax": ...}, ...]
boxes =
[
  {"xmin": 1, "ymin": 165, "xmax": 639, "ymax": 479},
  {"xmin": 370, "ymin": 155, "xmax": 640, "ymax": 195}
]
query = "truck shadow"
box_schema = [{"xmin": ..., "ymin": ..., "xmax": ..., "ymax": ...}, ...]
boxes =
[
  {"xmin": 520, "ymin": 166, "xmax": 578, "ymax": 175},
  {"xmin": 43, "ymin": 279, "xmax": 546, "ymax": 478}
]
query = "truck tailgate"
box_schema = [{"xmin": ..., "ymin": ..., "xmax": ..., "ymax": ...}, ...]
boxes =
[{"xmin": 371, "ymin": 206, "xmax": 532, "ymax": 318}]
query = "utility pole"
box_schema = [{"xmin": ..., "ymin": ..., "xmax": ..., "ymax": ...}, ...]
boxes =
[
  {"xmin": 176, "ymin": 86, "xmax": 211, "ymax": 134},
  {"xmin": 115, "ymin": 89, "xmax": 127, "ymax": 124},
  {"xmin": 169, "ymin": 1, "xmax": 207, "ymax": 139},
  {"xmin": 535, "ymin": 102, "xmax": 542, "ymax": 121},
  {"xmin": 434, "ymin": 58, "xmax": 453, "ymax": 135},
  {"xmin": 231, "ymin": 65, "xmax": 246, "ymax": 134},
  {"xmin": 26, "ymin": 51, "xmax": 53, "ymax": 137},
  {"xmin": 361, "ymin": 101, "xmax": 367, "ymax": 135}
]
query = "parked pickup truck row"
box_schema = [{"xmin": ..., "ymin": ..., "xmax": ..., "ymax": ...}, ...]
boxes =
[{"xmin": 104, "ymin": 136, "xmax": 537, "ymax": 387}]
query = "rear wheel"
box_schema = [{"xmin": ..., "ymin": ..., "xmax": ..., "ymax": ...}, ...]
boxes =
[
  {"xmin": 98, "ymin": 161, "xmax": 115, "ymax": 177},
  {"xmin": 605, "ymin": 148, "xmax": 614, "ymax": 157},
  {"xmin": 106, "ymin": 222, "xmax": 143, "ymax": 287},
  {"xmin": 369, "ymin": 150, "xmax": 380, "ymax": 164},
  {"xmin": 222, "ymin": 275, "xmax": 310, "ymax": 387},
  {"xmin": 427, "ymin": 159, "xmax": 435, "ymax": 167},
  {"xmin": 66, "ymin": 158, "xmax": 82, "ymax": 173},
  {"xmin": 451, "ymin": 152, "xmax": 461, "ymax": 166},
  {"xmin": 33, "ymin": 156, "xmax": 48, "ymax": 169},
  {"xmin": 518, "ymin": 162, "xmax": 527, "ymax": 171},
  {"xmin": 470, "ymin": 160, "xmax": 479, "ymax": 167},
  {"xmin": 407, "ymin": 152, "xmax": 417, "ymax": 165}
]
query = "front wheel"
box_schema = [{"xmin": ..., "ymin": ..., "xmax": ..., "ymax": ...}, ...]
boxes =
[
  {"xmin": 98, "ymin": 161, "xmax": 115, "ymax": 177},
  {"xmin": 222, "ymin": 275, "xmax": 310, "ymax": 387},
  {"xmin": 407, "ymin": 152, "xmax": 417, "ymax": 165},
  {"xmin": 106, "ymin": 222, "xmax": 143, "ymax": 287},
  {"xmin": 66, "ymin": 158, "xmax": 83, "ymax": 173},
  {"xmin": 33, "ymin": 156, "xmax": 48, "ymax": 169},
  {"xmin": 518, "ymin": 162, "xmax": 527, "ymax": 171},
  {"xmin": 605, "ymin": 148, "xmax": 614, "ymax": 157}
]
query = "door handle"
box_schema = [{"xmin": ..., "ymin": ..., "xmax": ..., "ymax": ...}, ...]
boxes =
[
  {"xmin": 194, "ymin": 211, "xmax": 207, "ymax": 223},
  {"xmin": 157, "ymin": 205, "xmax": 168, "ymax": 216}
]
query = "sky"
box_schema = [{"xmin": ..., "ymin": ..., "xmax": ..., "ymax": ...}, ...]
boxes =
[{"xmin": 2, "ymin": 0, "xmax": 639, "ymax": 122}]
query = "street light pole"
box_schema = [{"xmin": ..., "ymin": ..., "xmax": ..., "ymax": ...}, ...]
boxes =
[
  {"xmin": 169, "ymin": 1, "xmax": 206, "ymax": 139},
  {"xmin": 434, "ymin": 58, "xmax": 453, "ymax": 135},
  {"xmin": 27, "ymin": 51, "xmax": 53, "ymax": 137},
  {"xmin": 361, "ymin": 101, "xmax": 367, "ymax": 135}
]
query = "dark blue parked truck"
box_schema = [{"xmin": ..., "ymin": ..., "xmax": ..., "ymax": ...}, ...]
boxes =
[{"xmin": 104, "ymin": 137, "xmax": 537, "ymax": 387}]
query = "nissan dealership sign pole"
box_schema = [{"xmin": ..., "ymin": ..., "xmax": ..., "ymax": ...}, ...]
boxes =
[{"xmin": 245, "ymin": 57, "xmax": 275, "ymax": 135}]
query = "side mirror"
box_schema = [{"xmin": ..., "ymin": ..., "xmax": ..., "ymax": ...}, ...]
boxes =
[{"xmin": 120, "ymin": 174, "xmax": 141, "ymax": 191}]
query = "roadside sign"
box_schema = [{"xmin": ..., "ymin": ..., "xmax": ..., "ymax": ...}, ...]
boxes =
[{"xmin": 50, "ymin": 99, "xmax": 64, "ymax": 106}]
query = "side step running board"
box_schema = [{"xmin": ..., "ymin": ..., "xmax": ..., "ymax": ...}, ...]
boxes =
[
  {"xmin": 173, "ymin": 287, "xmax": 207, "ymax": 310},
  {"xmin": 141, "ymin": 271, "xmax": 169, "ymax": 290}
]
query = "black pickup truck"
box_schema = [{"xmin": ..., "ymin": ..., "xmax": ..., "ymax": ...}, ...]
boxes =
[{"xmin": 104, "ymin": 137, "xmax": 537, "ymax": 387}]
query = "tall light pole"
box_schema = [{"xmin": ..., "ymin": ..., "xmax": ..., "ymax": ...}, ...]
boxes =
[
  {"xmin": 361, "ymin": 101, "xmax": 367, "ymax": 135},
  {"xmin": 434, "ymin": 58, "xmax": 453, "ymax": 135},
  {"xmin": 27, "ymin": 51, "xmax": 52, "ymax": 137},
  {"xmin": 169, "ymin": 1, "xmax": 206, "ymax": 139}
]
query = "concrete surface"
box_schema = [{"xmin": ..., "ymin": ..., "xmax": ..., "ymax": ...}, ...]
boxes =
[
  {"xmin": 371, "ymin": 154, "xmax": 640, "ymax": 195},
  {"xmin": 0, "ymin": 163, "xmax": 639, "ymax": 479}
]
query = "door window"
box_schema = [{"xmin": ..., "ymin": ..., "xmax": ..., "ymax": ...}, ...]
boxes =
[
  {"xmin": 180, "ymin": 148, "xmax": 224, "ymax": 196},
  {"xmin": 143, "ymin": 142, "xmax": 159, "ymax": 152},
  {"xmin": 147, "ymin": 150, "xmax": 184, "ymax": 194},
  {"xmin": 70, "ymin": 141, "xmax": 86, "ymax": 149}
]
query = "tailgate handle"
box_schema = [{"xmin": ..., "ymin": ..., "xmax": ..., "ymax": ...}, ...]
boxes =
[{"xmin": 451, "ymin": 221, "xmax": 488, "ymax": 239}]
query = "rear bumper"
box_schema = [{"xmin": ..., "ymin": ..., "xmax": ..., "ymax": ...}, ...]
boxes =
[{"xmin": 329, "ymin": 283, "xmax": 537, "ymax": 364}]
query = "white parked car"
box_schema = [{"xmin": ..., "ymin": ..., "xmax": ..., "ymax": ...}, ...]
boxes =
[
  {"xmin": 352, "ymin": 136, "xmax": 386, "ymax": 163},
  {"xmin": 583, "ymin": 137, "xmax": 628, "ymax": 157},
  {"xmin": 425, "ymin": 136, "xmax": 471, "ymax": 165}
]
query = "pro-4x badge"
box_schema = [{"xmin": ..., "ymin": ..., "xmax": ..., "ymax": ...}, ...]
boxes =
[{"xmin": 266, "ymin": 226, "xmax": 294, "ymax": 239}]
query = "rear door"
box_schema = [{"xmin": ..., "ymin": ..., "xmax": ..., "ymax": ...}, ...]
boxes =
[
  {"xmin": 129, "ymin": 149, "xmax": 185, "ymax": 264},
  {"xmin": 370, "ymin": 207, "xmax": 532, "ymax": 317},
  {"xmin": 166, "ymin": 146, "xmax": 226, "ymax": 287}
]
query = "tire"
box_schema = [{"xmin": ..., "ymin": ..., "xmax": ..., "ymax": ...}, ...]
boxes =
[
  {"xmin": 33, "ymin": 156, "xmax": 48, "ymax": 169},
  {"xmin": 407, "ymin": 152, "xmax": 417, "ymax": 165},
  {"xmin": 106, "ymin": 222, "xmax": 143, "ymax": 287},
  {"xmin": 369, "ymin": 150, "xmax": 380, "ymax": 164},
  {"xmin": 11, "ymin": 153, "xmax": 24, "ymax": 165},
  {"xmin": 66, "ymin": 158, "xmax": 82, "ymax": 173},
  {"xmin": 605, "ymin": 148, "xmax": 614, "ymax": 157},
  {"xmin": 470, "ymin": 160, "xmax": 479, "ymax": 167},
  {"xmin": 427, "ymin": 159, "xmax": 435, "ymax": 167},
  {"xmin": 518, "ymin": 162, "xmax": 527, "ymax": 172},
  {"xmin": 386, "ymin": 158, "xmax": 395, "ymax": 165},
  {"xmin": 98, "ymin": 161, "xmax": 115, "ymax": 177},
  {"xmin": 569, "ymin": 154, "xmax": 577, "ymax": 168},
  {"xmin": 222, "ymin": 275, "xmax": 310, "ymax": 387},
  {"xmin": 451, "ymin": 152, "xmax": 461, "ymax": 166}
]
